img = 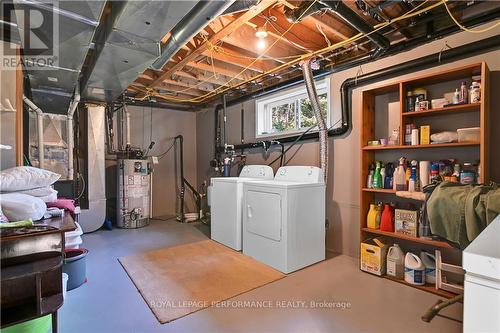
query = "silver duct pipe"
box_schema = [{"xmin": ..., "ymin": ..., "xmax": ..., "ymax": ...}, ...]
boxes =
[
  {"xmin": 301, "ymin": 59, "xmax": 328, "ymax": 183},
  {"xmin": 151, "ymin": 0, "xmax": 235, "ymax": 70},
  {"xmin": 23, "ymin": 96, "xmax": 45, "ymax": 169},
  {"xmin": 67, "ymin": 85, "xmax": 80, "ymax": 181},
  {"xmin": 223, "ymin": 0, "xmax": 260, "ymax": 15}
]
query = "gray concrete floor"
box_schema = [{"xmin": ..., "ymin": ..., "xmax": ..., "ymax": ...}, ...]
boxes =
[{"xmin": 60, "ymin": 219, "xmax": 463, "ymax": 333}]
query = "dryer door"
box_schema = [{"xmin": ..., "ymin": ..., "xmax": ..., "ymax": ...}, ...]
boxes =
[{"xmin": 246, "ymin": 190, "xmax": 281, "ymax": 241}]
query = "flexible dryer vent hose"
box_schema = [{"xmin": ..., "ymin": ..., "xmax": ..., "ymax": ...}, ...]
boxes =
[{"xmin": 301, "ymin": 59, "xmax": 328, "ymax": 183}]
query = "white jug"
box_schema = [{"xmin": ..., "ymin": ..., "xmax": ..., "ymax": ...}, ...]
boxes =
[{"xmin": 404, "ymin": 252, "xmax": 426, "ymax": 285}]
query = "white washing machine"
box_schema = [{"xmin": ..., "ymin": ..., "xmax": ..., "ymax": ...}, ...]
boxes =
[
  {"xmin": 209, "ymin": 165, "xmax": 274, "ymax": 250},
  {"xmin": 242, "ymin": 166, "xmax": 325, "ymax": 273}
]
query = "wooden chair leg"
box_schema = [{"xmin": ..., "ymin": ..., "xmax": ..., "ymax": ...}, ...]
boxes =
[{"xmin": 52, "ymin": 311, "xmax": 58, "ymax": 333}]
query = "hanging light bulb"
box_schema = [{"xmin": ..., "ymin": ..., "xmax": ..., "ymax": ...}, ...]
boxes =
[
  {"xmin": 257, "ymin": 39, "xmax": 266, "ymax": 50},
  {"xmin": 255, "ymin": 26, "xmax": 268, "ymax": 39}
]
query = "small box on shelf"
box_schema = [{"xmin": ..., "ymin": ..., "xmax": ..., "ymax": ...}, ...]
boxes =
[
  {"xmin": 360, "ymin": 237, "xmax": 389, "ymax": 276},
  {"xmin": 395, "ymin": 209, "xmax": 419, "ymax": 237}
]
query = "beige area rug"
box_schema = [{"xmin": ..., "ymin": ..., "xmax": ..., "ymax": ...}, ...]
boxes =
[{"xmin": 119, "ymin": 239, "xmax": 285, "ymax": 323}]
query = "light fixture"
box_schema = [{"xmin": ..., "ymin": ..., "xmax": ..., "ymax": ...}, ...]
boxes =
[
  {"xmin": 255, "ymin": 26, "xmax": 268, "ymax": 39},
  {"xmin": 257, "ymin": 39, "xmax": 266, "ymax": 50}
]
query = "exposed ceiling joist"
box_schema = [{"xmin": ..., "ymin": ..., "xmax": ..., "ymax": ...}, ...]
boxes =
[{"xmin": 148, "ymin": 0, "xmax": 278, "ymax": 88}]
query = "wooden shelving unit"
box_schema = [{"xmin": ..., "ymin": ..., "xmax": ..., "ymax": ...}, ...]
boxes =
[
  {"xmin": 362, "ymin": 141, "xmax": 479, "ymax": 150},
  {"xmin": 360, "ymin": 62, "xmax": 490, "ymax": 298},
  {"xmin": 384, "ymin": 276, "xmax": 457, "ymax": 299}
]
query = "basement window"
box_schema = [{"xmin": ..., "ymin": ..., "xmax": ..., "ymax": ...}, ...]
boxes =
[{"xmin": 255, "ymin": 79, "xmax": 330, "ymax": 138}]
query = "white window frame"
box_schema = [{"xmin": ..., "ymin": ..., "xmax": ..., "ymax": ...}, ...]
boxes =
[{"xmin": 255, "ymin": 78, "xmax": 331, "ymax": 139}]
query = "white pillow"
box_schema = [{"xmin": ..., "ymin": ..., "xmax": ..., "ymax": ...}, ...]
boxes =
[
  {"xmin": 12, "ymin": 186, "xmax": 58, "ymax": 198},
  {"xmin": 0, "ymin": 193, "xmax": 47, "ymax": 221},
  {"xmin": 0, "ymin": 166, "xmax": 60, "ymax": 192},
  {"xmin": 38, "ymin": 191, "xmax": 58, "ymax": 203}
]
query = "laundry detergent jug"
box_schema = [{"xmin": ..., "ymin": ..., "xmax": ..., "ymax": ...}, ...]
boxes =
[
  {"xmin": 386, "ymin": 244, "xmax": 405, "ymax": 279},
  {"xmin": 404, "ymin": 252, "xmax": 425, "ymax": 285},
  {"xmin": 420, "ymin": 251, "xmax": 436, "ymax": 285}
]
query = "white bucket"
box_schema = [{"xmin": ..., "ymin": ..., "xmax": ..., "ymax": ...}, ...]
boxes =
[
  {"xmin": 420, "ymin": 251, "xmax": 436, "ymax": 285},
  {"xmin": 404, "ymin": 252, "xmax": 426, "ymax": 285},
  {"xmin": 62, "ymin": 273, "xmax": 69, "ymax": 300}
]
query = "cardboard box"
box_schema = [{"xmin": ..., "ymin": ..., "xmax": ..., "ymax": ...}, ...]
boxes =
[
  {"xmin": 360, "ymin": 237, "xmax": 389, "ymax": 276},
  {"xmin": 395, "ymin": 209, "xmax": 419, "ymax": 237},
  {"xmin": 431, "ymin": 98, "xmax": 448, "ymax": 109},
  {"xmin": 420, "ymin": 125, "xmax": 430, "ymax": 145}
]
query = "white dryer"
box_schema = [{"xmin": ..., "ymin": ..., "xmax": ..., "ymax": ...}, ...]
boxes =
[
  {"xmin": 242, "ymin": 166, "xmax": 325, "ymax": 273},
  {"xmin": 209, "ymin": 165, "xmax": 274, "ymax": 250}
]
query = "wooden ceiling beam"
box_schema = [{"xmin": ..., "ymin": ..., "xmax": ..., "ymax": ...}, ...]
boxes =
[{"xmin": 149, "ymin": 0, "xmax": 278, "ymax": 88}]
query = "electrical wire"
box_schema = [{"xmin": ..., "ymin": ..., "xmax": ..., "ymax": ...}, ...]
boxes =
[
  {"xmin": 157, "ymin": 141, "xmax": 176, "ymax": 160},
  {"xmin": 132, "ymin": 0, "xmax": 447, "ymax": 104},
  {"xmin": 75, "ymin": 172, "xmax": 86, "ymax": 200},
  {"xmin": 443, "ymin": 0, "xmax": 500, "ymax": 34},
  {"xmin": 267, "ymin": 124, "xmax": 316, "ymax": 166}
]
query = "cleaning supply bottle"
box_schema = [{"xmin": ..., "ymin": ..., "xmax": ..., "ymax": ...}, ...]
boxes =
[
  {"xmin": 387, "ymin": 244, "xmax": 405, "ymax": 279},
  {"xmin": 366, "ymin": 204, "xmax": 378, "ymax": 229},
  {"xmin": 384, "ymin": 162, "xmax": 394, "ymax": 189},
  {"xmin": 420, "ymin": 252, "xmax": 436, "ymax": 285},
  {"xmin": 404, "ymin": 252, "xmax": 426, "ymax": 285},
  {"xmin": 375, "ymin": 202, "xmax": 383, "ymax": 229},
  {"xmin": 373, "ymin": 161, "xmax": 382, "ymax": 189},
  {"xmin": 367, "ymin": 163, "xmax": 375, "ymax": 189},
  {"xmin": 408, "ymin": 160, "xmax": 418, "ymax": 192},
  {"xmin": 379, "ymin": 204, "xmax": 393, "ymax": 232},
  {"xmin": 453, "ymin": 88, "xmax": 460, "ymax": 104},
  {"xmin": 394, "ymin": 157, "xmax": 407, "ymax": 191},
  {"xmin": 380, "ymin": 164, "xmax": 386, "ymax": 189},
  {"xmin": 380, "ymin": 204, "xmax": 394, "ymax": 232}
]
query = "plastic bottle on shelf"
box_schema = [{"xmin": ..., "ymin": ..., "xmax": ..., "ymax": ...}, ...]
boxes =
[
  {"xmin": 380, "ymin": 165, "xmax": 386, "ymax": 190},
  {"xmin": 394, "ymin": 157, "xmax": 407, "ymax": 191},
  {"xmin": 373, "ymin": 161, "xmax": 383, "ymax": 189},
  {"xmin": 380, "ymin": 204, "xmax": 394, "ymax": 232},
  {"xmin": 408, "ymin": 160, "xmax": 418, "ymax": 192},
  {"xmin": 387, "ymin": 244, "xmax": 405, "ymax": 279},
  {"xmin": 375, "ymin": 203, "xmax": 383, "ymax": 229},
  {"xmin": 460, "ymin": 81, "xmax": 468, "ymax": 103},
  {"xmin": 367, "ymin": 163, "xmax": 375, "ymax": 189},
  {"xmin": 367, "ymin": 204, "xmax": 378, "ymax": 229},
  {"xmin": 384, "ymin": 162, "xmax": 394, "ymax": 189},
  {"xmin": 453, "ymin": 88, "xmax": 460, "ymax": 104},
  {"xmin": 430, "ymin": 163, "xmax": 440, "ymax": 183},
  {"xmin": 404, "ymin": 252, "xmax": 426, "ymax": 286},
  {"xmin": 420, "ymin": 251, "xmax": 436, "ymax": 285}
]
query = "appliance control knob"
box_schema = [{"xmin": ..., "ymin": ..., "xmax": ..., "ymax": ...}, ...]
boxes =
[
  {"xmin": 307, "ymin": 169, "xmax": 313, "ymax": 176},
  {"xmin": 280, "ymin": 169, "xmax": 286, "ymax": 176}
]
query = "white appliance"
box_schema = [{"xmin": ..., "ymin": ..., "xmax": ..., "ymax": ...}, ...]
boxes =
[
  {"xmin": 463, "ymin": 215, "xmax": 500, "ymax": 333},
  {"xmin": 209, "ymin": 165, "xmax": 274, "ymax": 250},
  {"xmin": 242, "ymin": 166, "xmax": 325, "ymax": 273}
]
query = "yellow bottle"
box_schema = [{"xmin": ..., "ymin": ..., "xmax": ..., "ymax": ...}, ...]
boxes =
[{"xmin": 367, "ymin": 204, "xmax": 378, "ymax": 229}]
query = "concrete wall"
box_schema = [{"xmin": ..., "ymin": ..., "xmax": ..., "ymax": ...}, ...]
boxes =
[
  {"xmin": 196, "ymin": 24, "xmax": 500, "ymax": 257},
  {"xmin": 106, "ymin": 105, "xmax": 197, "ymax": 219}
]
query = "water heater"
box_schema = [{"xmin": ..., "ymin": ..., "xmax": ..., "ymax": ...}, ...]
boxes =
[{"xmin": 117, "ymin": 159, "xmax": 151, "ymax": 228}]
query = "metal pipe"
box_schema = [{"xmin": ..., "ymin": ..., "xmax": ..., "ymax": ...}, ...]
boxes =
[
  {"xmin": 67, "ymin": 85, "xmax": 80, "ymax": 180},
  {"xmin": 124, "ymin": 105, "xmax": 131, "ymax": 148},
  {"xmin": 223, "ymin": 0, "xmax": 260, "ymax": 15},
  {"xmin": 320, "ymin": 0, "xmax": 390, "ymax": 51},
  {"xmin": 23, "ymin": 96, "xmax": 45, "ymax": 169},
  {"xmin": 301, "ymin": 59, "xmax": 328, "ymax": 183},
  {"xmin": 151, "ymin": 1, "xmax": 235, "ymax": 70},
  {"xmin": 175, "ymin": 135, "xmax": 185, "ymax": 222}
]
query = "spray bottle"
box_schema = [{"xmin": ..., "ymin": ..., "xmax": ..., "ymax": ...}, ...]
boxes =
[
  {"xmin": 367, "ymin": 163, "xmax": 375, "ymax": 189},
  {"xmin": 373, "ymin": 161, "xmax": 383, "ymax": 189}
]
